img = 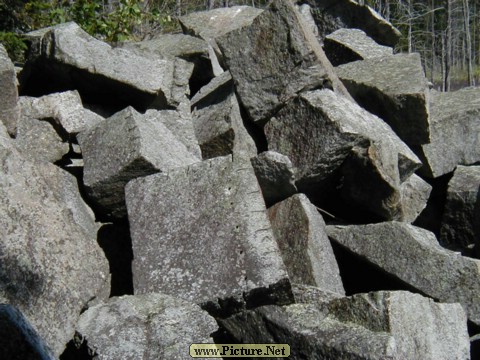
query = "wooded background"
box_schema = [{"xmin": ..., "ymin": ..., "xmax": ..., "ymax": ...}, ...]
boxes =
[{"xmin": 1, "ymin": 0, "xmax": 479, "ymax": 91}]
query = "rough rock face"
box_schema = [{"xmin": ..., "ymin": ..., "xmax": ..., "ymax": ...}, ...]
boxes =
[
  {"xmin": 440, "ymin": 165, "xmax": 480, "ymax": 256},
  {"xmin": 399, "ymin": 174, "xmax": 432, "ymax": 223},
  {"xmin": 336, "ymin": 53, "xmax": 430, "ymax": 146},
  {"xmin": 0, "ymin": 141, "xmax": 109, "ymax": 357},
  {"xmin": 0, "ymin": 304, "xmax": 55, "ymax": 360},
  {"xmin": 125, "ymin": 156, "xmax": 293, "ymax": 316},
  {"xmin": 251, "ymin": 151, "xmax": 297, "ymax": 206},
  {"xmin": 0, "ymin": 44, "xmax": 20, "ymax": 136},
  {"xmin": 415, "ymin": 88, "xmax": 480, "ymax": 178},
  {"xmin": 79, "ymin": 106, "xmax": 199, "ymax": 219},
  {"xmin": 327, "ymin": 222, "xmax": 480, "ymax": 325},
  {"xmin": 221, "ymin": 291, "xmax": 469, "ymax": 360},
  {"xmin": 265, "ymin": 88, "xmax": 421, "ymax": 220},
  {"xmin": 304, "ymin": 0, "xmax": 402, "ymax": 46},
  {"xmin": 217, "ymin": 0, "xmax": 350, "ymax": 124},
  {"xmin": 267, "ymin": 194, "xmax": 345, "ymax": 294},
  {"xmin": 21, "ymin": 22, "xmax": 186, "ymax": 111},
  {"xmin": 324, "ymin": 28, "xmax": 393, "ymax": 66},
  {"xmin": 75, "ymin": 294, "xmax": 217, "ymax": 360},
  {"xmin": 191, "ymin": 71, "xmax": 256, "ymax": 159}
]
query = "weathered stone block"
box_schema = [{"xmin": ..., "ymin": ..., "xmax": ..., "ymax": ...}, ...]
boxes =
[
  {"xmin": 0, "ymin": 44, "xmax": 20, "ymax": 136},
  {"xmin": 399, "ymin": 174, "xmax": 432, "ymax": 223}
]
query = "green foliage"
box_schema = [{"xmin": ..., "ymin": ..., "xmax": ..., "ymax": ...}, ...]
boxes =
[{"xmin": 0, "ymin": 31, "xmax": 27, "ymax": 62}]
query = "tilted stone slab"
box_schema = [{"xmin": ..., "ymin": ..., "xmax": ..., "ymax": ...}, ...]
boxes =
[
  {"xmin": 191, "ymin": 71, "xmax": 256, "ymax": 160},
  {"xmin": 415, "ymin": 88, "xmax": 480, "ymax": 178},
  {"xmin": 440, "ymin": 165, "xmax": 480, "ymax": 256},
  {"xmin": 336, "ymin": 53, "xmax": 430, "ymax": 146},
  {"xmin": 217, "ymin": 0, "xmax": 351, "ymax": 124},
  {"xmin": 267, "ymin": 194, "xmax": 345, "ymax": 295},
  {"xmin": 221, "ymin": 290, "xmax": 469, "ymax": 359},
  {"xmin": 21, "ymin": 22, "xmax": 185, "ymax": 110},
  {"xmin": 324, "ymin": 28, "xmax": 393, "ymax": 66},
  {"xmin": 75, "ymin": 294, "xmax": 217, "ymax": 360},
  {"xmin": 399, "ymin": 174, "xmax": 432, "ymax": 223},
  {"xmin": 265, "ymin": 89, "xmax": 421, "ymax": 220},
  {"xmin": 19, "ymin": 91, "xmax": 104, "ymax": 136},
  {"xmin": 79, "ymin": 106, "xmax": 198, "ymax": 219},
  {"xmin": 327, "ymin": 222, "xmax": 480, "ymax": 325},
  {"xmin": 304, "ymin": 0, "xmax": 401, "ymax": 47},
  {"xmin": 0, "ymin": 143, "xmax": 109, "ymax": 357},
  {"xmin": 251, "ymin": 151, "xmax": 297, "ymax": 207},
  {"xmin": 125, "ymin": 156, "xmax": 293, "ymax": 315},
  {"xmin": 0, "ymin": 44, "xmax": 20, "ymax": 136}
]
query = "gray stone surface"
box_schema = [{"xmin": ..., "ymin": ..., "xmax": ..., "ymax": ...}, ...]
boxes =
[
  {"xmin": 191, "ymin": 71, "xmax": 256, "ymax": 160},
  {"xmin": 75, "ymin": 294, "xmax": 217, "ymax": 360},
  {"xmin": 221, "ymin": 290, "xmax": 469, "ymax": 359},
  {"xmin": 22, "ymin": 22, "xmax": 185, "ymax": 110},
  {"xmin": 251, "ymin": 151, "xmax": 297, "ymax": 206},
  {"xmin": 336, "ymin": 53, "xmax": 430, "ymax": 146},
  {"xmin": 0, "ymin": 44, "xmax": 20, "ymax": 136},
  {"xmin": 324, "ymin": 28, "xmax": 393, "ymax": 66},
  {"xmin": 265, "ymin": 89, "xmax": 421, "ymax": 220},
  {"xmin": 125, "ymin": 156, "xmax": 293, "ymax": 315},
  {"xmin": 305, "ymin": 0, "xmax": 401, "ymax": 47},
  {"xmin": 0, "ymin": 143, "xmax": 109, "ymax": 357},
  {"xmin": 16, "ymin": 117, "xmax": 69, "ymax": 163},
  {"xmin": 296, "ymin": 3, "xmax": 319, "ymax": 37},
  {"xmin": 399, "ymin": 174, "xmax": 432, "ymax": 223},
  {"xmin": 0, "ymin": 304, "xmax": 55, "ymax": 360},
  {"xmin": 267, "ymin": 194, "xmax": 345, "ymax": 294},
  {"xmin": 440, "ymin": 165, "xmax": 480, "ymax": 256},
  {"xmin": 291, "ymin": 283, "xmax": 343, "ymax": 305},
  {"xmin": 217, "ymin": 0, "xmax": 351, "ymax": 124},
  {"xmin": 327, "ymin": 222, "xmax": 480, "ymax": 325},
  {"xmin": 79, "ymin": 106, "xmax": 198, "ymax": 219},
  {"xmin": 416, "ymin": 88, "xmax": 480, "ymax": 178},
  {"xmin": 19, "ymin": 91, "xmax": 104, "ymax": 136}
]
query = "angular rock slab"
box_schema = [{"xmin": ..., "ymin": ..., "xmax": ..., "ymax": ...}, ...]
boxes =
[
  {"xmin": 191, "ymin": 71, "xmax": 256, "ymax": 160},
  {"xmin": 221, "ymin": 290, "xmax": 469, "ymax": 360},
  {"xmin": 217, "ymin": 0, "xmax": 350, "ymax": 124},
  {"xmin": 416, "ymin": 88, "xmax": 480, "ymax": 178},
  {"xmin": 305, "ymin": 0, "xmax": 401, "ymax": 47},
  {"xmin": 336, "ymin": 53, "xmax": 430, "ymax": 146},
  {"xmin": 324, "ymin": 28, "xmax": 393, "ymax": 66},
  {"xmin": 399, "ymin": 174, "xmax": 432, "ymax": 224},
  {"xmin": 440, "ymin": 165, "xmax": 480, "ymax": 256},
  {"xmin": 125, "ymin": 156, "xmax": 293, "ymax": 315},
  {"xmin": 75, "ymin": 294, "xmax": 217, "ymax": 360},
  {"xmin": 327, "ymin": 222, "xmax": 480, "ymax": 325},
  {"xmin": 21, "ymin": 22, "xmax": 183, "ymax": 111},
  {"xmin": 265, "ymin": 89, "xmax": 421, "ymax": 220},
  {"xmin": 251, "ymin": 151, "xmax": 297, "ymax": 207},
  {"xmin": 0, "ymin": 144, "xmax": 109, "ymax": 357},
  {"xmin": 267, "ymin": 194, "xmax": 345, "ymax": 295},
  {"xmin": 79, "ymin": 106, "xmax": 199, "ymax": 219},
  {"xmin": 0, "ymin": 44, "xmax": 20, "ymax": 136},
  {"xmin": 0, "ymin": 304, "xmax": 55, "ymax": 360}
]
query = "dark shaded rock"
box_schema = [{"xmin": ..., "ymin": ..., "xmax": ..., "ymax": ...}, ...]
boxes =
[
  {"xmin": 0, "ymin": 44, "xmax": 20, "ymax": 136},
  {"xmin": 0, "ymin": 304, "xmax": 55, "ymax": 360},
  {"xmin": 265, "ymin": 89, "xmax": 421, "ymax": 221},
  {"xmin": 221, "ymin": 290, "xmax": 469, "ymax": 359},
  {"xmin": 415, "ymin": 88, "xmax": 480, "ymax": 178},
  {"xmin": 304, "ymin": 0, "xmax": 401, "ymax": 47},
  {"xmin": 399, "ymin": 174, "xmax": 432, "ymax": 223},
  {"xmin": 336, "ymin": 53, "xmax": 430, "ymax": 146},
  {"xmin": 78, "ymin": 106, "xmax": 199, "ymax": 220},
  {"xmin": 267, "ymin": 194, "xmax": 345, "ymax": 294},
  {"xmin": 440, "ymin": 165, "xmax": 480, "ymax": 257},
  {"xmin": 75, "ymin": 294, "xmax": 217, "ymax": 360},
  {"xmin": 324, "ymin": 28, "xmax": 393, "ymax": 66},
  {"xmin": 0, "ymin": 141, "xmax": 109, "ymax": 356},
  {"xmin": 217, "ymin": 0, "xmax": 351, "ymax": 124},
  {"xmin": 327, "ymin": 222, "xmax": 480, "ymax": 326},
  {"xmin": 251, "ymin": 151, "xmax": 297, "ymax": 206},
  {"xmin": 21, "ymin": 22, "xmax": 186, "ymax": 112},
  {"xmin": 191, "ymin": 71, "xmax": 256, "ymax": 160},
  {"xmin": 125, "ymin": 156, "xmax": 293, "ymax": 316}
]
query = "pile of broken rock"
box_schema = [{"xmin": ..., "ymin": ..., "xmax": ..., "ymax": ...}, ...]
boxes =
[{"xmin": 1, "ymin": 0, "xmax": 479, "ymax": 359}]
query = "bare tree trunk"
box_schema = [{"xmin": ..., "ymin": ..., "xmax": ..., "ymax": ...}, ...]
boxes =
[
  {"xmin": 445, "ymin": 0, "xmax": 453, "ymax": 91},
  {"xmin": 463, "ymin": 0, "xmax": 474, "ymax": 85},
  {"xmin": 430, "ymin": 0, "xmax": 436, "ymax": 83},
  {"xmin": 408, "ymin": 0, "xmax": 413, "ymax": 53}
]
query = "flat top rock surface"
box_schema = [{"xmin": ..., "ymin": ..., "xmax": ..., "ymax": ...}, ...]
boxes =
[{"xmin": 325, "ymin": 28, "xmax": 393, "ymax": 59}]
